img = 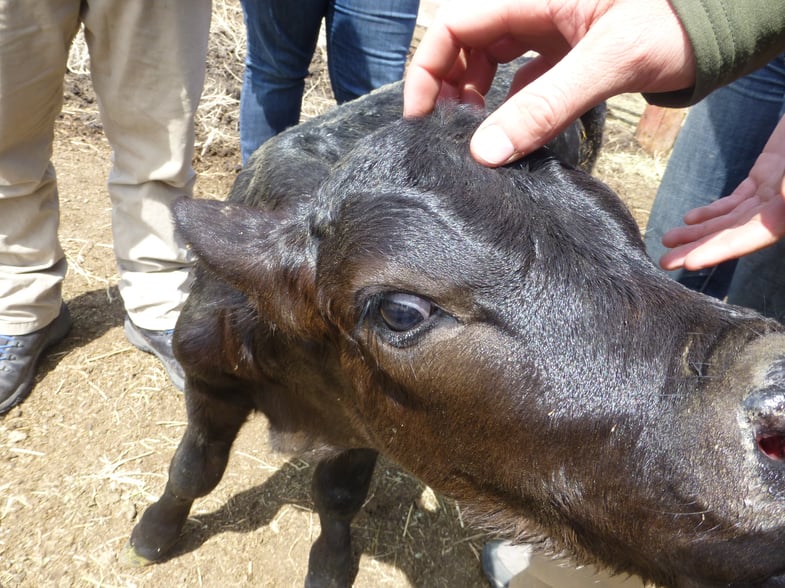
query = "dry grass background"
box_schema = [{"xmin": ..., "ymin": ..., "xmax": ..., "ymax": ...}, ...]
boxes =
[{"xmin": 0, "ymin": 2, "xmax": 670, "ymax": 587}]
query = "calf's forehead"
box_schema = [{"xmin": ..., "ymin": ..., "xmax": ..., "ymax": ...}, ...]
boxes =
[
  {"xmin": 314, "ymin": 158, "xmax": 645, "ymax": 311},
  {"xmin": 315, "ymin": 108, "xmax": 641, "ymax": 259},
  {"xmin": 314, "ymin": 181, "xmax": 535, "ymax": 313}
]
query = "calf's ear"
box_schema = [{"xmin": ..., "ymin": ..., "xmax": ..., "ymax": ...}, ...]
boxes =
[{"xmin": 173, "ymin": 198, "xmax": 321, "ymax": 333}]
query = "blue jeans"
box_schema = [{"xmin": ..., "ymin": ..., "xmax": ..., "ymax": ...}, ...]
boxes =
[
  {"xmin": 644, "ymin": 53, "xmax": 785, "ymax": 321},
  {"xmin": 239, "ymin": 0, "xmax": 419, "ymax": 163}
]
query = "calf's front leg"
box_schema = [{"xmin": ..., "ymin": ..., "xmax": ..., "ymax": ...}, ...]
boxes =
[
  {"xmin": 305, "ymin": 448, "xmax": 378, "ymax": 588},
  {"xmin": 126, "ymin": 382, "xmax": 252, "ymax": 565}
]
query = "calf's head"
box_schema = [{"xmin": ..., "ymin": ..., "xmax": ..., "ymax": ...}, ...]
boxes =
[{"xmin": 175, "ymin": 106, "xmax": 785, "ymax": 587}]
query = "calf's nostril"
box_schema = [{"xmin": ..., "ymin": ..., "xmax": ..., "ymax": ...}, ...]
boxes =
[
  {"xmin": 757, "ymin": 432, "xmax": 785, "ymax": 461},
  {"xmin": 744, "ymin": 388, "xmax": 785, "ymax": 462}
]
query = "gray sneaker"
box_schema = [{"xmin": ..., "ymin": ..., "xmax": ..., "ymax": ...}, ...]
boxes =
[
  {"xmin": 0, "ymin": 304, "xmax": 72, "ymax": 415},
  {"xmin": 123, "ymin": 316, "xmax": 185, "ymax": 391}
]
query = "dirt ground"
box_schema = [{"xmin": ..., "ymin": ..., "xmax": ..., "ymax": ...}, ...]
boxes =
[{"xmin": 0, "ymin": 7, "xmax": 669, "ymax": 588}]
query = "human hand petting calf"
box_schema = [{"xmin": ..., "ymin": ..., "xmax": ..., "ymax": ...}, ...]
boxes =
[{"xmin": 403, "ymin": 0, "xmax": 695, "ymax": 166}]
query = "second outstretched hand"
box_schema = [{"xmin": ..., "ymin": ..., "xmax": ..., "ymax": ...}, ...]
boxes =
[
  {"xmin": 659, "ymin": 116, "xmax": 785, "ymax": 271},
  {"xmin": 403, "ymin": 0, "xmax": 696, "ymax": 167}
]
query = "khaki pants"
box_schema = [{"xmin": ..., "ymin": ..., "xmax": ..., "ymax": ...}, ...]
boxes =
[
  {"xmin": 0, "ymin": 0, "xmax": 211, "ymax": 333},
  {"xmin": 504, "ymin": 544, "xmax": 646, "ymax": 588}
]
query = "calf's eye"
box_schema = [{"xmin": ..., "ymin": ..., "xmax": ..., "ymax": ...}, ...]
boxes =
[{"xmin": 379, "ymin": 293, "xmax": 433, "ymax": 332}]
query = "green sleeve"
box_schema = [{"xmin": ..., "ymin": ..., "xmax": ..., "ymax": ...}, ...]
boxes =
[{"xmin": 645, "ymin": 0, "xmax": 785, "ymax": 107}]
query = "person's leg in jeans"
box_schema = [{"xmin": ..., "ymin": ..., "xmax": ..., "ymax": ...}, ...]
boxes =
[
  {"xmin": 724, "ymin": 239, "xmax": 785, "ymax": 321},
  {"xmin": 644, "ymin": 54, "xmax": 785, "ymax": 301},
  {"xmin": 239, "ymin": 0, "xmax": 328, "ymax": 164},
  {"xmin": 325, "ymin": 0, "xmax": 419, "ymax": 104}
]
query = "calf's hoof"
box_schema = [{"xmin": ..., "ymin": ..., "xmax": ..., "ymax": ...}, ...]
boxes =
[
  {"xmin": 120, "ymin": 539, "xmax": 157, "ymax": 568},
  {"xmin": 121, "ymin": 524, "xmax": 179, "ymax": 567},
  {"xmin": 121, "ymin": 499, "xmax": 190, "ymax": 566},
  {"xmin": 121, "ymin": 524, "xmax": 180, "ymax": 568},
  {"xmin": 304, "ymin": 535, "xmax": 357, "ymax": 588}
]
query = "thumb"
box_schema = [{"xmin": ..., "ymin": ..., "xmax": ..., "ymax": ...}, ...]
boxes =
[
  {"xmin": 468, "ymin": 0, "xmax": 696, "ymax": 168},
  {"xmin": 470, "ymin": 49, "xmax": 613, "ymax": 166}
]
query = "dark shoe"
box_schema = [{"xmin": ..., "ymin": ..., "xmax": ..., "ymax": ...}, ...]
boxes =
[
  {"xmin": 123, "ymin": 317, "xmax": 185, "ymax": 392},
  {"xmin": 0, "ymin": 304, "xmax": 72, "ymax": 415}
]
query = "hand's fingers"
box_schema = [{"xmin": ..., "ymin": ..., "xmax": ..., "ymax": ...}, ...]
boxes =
[
  {"xmin": 662, "ymin": 205, "xmax": 757, "ymax": 248},
  {"xmin": 505, "ymin": 54, "xmax": 555, "ymax": 99},
  {"xmin": 469, "ymin": 37, "xmax": 618, "ymax": 166},
  {"xmin": 661, "ymin": 198, "xmax": 785, "ymax": 269},
  {"xmin": 403, "ymin": 2, "xmax": 519, "ymax": 118},
  {"xmin": 403, "ymin": 27, "xmax": 464, "ymax": 117},
  {"xmin": 661, "ymin": 220, "xmax": 724, "ymax": 249},
  {"xmin": 663, "ymin": 192, "xmax": 770, "ymax": 248},
  {"xmin": 460, "ymin": 48, "xmax": 501, "ymax": 105},
  {"xmin": 404, "ymin": 56, "xmax": 465, "ymax": 117},
  {"xmin": 681, "ymin": 182, "xmax": 757, "ymax": 225},
  {"xmin": 660, "ymin": 222, "xmax": 781, "ymax": 270},
  {"xmin": 405, "ymin": 0, "xmax": 694, "ymax": 164},
  {"xmin": 468, "ymin": 2, "xmax": 687, "ymax": 165}
]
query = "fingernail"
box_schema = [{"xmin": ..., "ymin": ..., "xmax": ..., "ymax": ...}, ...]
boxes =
[{"xmin": 472, "ymin": 124, "xmax": 516, "ymax": 166}]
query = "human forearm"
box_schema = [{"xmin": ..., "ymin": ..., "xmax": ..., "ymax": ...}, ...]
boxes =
[{"xmin": 647, "ymin": 0, "xmax": 785, "ymax": 107}]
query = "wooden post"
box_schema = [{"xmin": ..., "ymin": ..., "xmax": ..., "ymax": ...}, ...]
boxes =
[{"xmin": 635, "ymin": 104, "xmax": 688, "ymax": 155}]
